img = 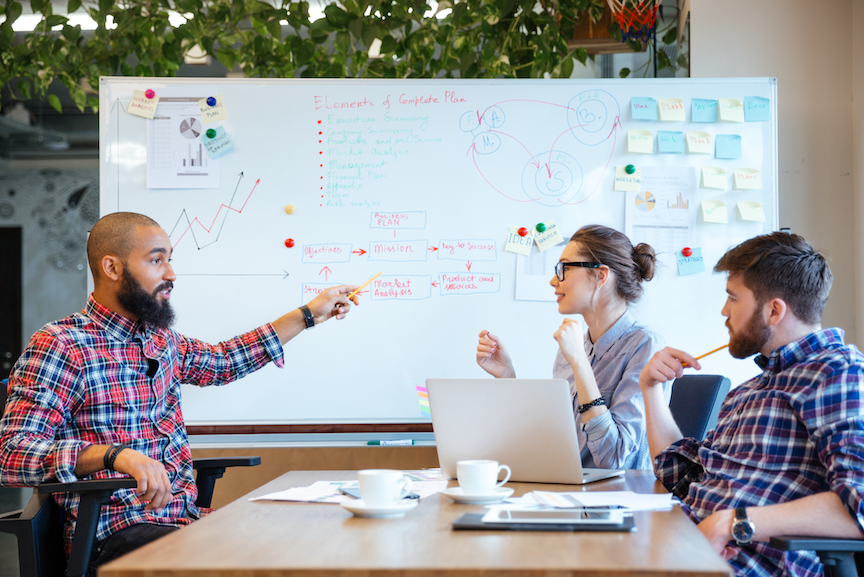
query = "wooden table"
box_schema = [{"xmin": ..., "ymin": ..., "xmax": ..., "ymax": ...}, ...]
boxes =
[{"xmin": 99, "ymin": 470, "xmax": 732, "ymax": 576}]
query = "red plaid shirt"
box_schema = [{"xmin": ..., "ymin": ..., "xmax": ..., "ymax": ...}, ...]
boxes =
[{"xmin": 0, "ymin": 295, "xmax": 284, "ymax": 552}]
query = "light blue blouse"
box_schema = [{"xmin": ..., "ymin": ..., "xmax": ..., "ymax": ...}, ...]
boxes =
[{"xmin": 552, "ymin": 310, "xmax": 668, "ymax": 470}]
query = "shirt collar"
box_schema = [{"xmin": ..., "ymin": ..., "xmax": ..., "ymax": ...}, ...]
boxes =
[
  {"xmin": 754, "ymin": 327, "xmax": 846, "ymax": 373},
  {"xmin": 587, "ymin": 309, "xmax": 637, "ymax": 359},
  {"xmin": 85, "ymin": 294, "xmax": 145, "ymax": 342}
]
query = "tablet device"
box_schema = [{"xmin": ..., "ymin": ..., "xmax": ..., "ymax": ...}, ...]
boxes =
[
  {"xmin": 481, "ymin": 507, "xmax": 626, "ymax": 525},
  {"xmin": 453, "ymin": 513, "xmax": 636, "ymax": 533}
]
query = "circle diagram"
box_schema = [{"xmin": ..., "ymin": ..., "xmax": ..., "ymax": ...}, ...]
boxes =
[
  {"xmin": 179, "ymin": 118, "xmax": 203, "ymax": 139},
  {"xmin": 567, "ymin": 90, "xmax": 621, "ymax": 147},
  {"xmin": 635, "ymin": 191, "xmax": 656, "ymax": 212},
  {"xmin": 521, "ymin": 151, "xmax": 584, "ymax": 207}
]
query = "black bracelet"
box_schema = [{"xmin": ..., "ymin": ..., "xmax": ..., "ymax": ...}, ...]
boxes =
[
  {"xmin": 103, "ymin": 444, "xmax": 129, "ymax": 471},
  {"xmin": 577, "ymin": 396, "xmax": 607, "ymax": 414},
  {"xmin": 299, "ymin": 304, "xmax": 315, "ymax": 329}
]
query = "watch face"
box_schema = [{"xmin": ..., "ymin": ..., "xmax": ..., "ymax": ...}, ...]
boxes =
[{"xmin": 732, "ymin": 520, "xmax": 755, "ymax": 543}]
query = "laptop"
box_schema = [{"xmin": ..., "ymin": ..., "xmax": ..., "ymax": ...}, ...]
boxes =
[{"xmin": 426, "ymin": 378, "xmax": 625, "ymax": 485}]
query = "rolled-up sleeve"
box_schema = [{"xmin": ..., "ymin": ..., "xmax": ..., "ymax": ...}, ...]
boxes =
[
  {"xmin": 0, "ymin": 330, "xmax": 90, "ymax": 486},
  {"xmin": 654, "ymin": 437, "xmax": 704, "ymax": 500},
  {"xmin": 584, "ymin": 333, "xmax": 667, "ymax": 469},
  {"xmin": 177, "ymin": 323, "xmax": 285, "ymax": 387}
]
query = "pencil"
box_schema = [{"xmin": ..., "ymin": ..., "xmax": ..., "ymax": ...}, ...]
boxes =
[
  {"xmin": 683, "ymin": 343, "xmax": 729, "ymax": 368},
  {"xmin": 346, "ymin": 272, "xmax": 383, "ymax": 301}
]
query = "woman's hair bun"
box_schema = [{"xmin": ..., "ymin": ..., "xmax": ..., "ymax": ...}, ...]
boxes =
[{"xmin": 632, "ymin": 243, "xmax": 656, "ymax": 282}]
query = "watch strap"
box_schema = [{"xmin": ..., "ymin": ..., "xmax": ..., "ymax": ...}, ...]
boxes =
[
  {"xmin": 103, "ymin": 443, "xmax": 129, "ymax": 471},
  {"xmin": 299, "ymin": 305, "xmax": 315, "ymax": 329},
  {"xmin": 735, "ymin": 506, "xmax": 747, "ymax": 521}
]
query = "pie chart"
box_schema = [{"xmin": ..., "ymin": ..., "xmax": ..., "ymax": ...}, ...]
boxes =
[
  {"xmin": 179, "ymin": 118, "xmax": 203, "ymax": 139},
  {"xmin": 635, "ymin": 191, "xmax": 656, "ymax": 212}
]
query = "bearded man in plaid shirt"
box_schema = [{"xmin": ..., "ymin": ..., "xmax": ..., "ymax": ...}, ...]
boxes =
[
  {"xmin": 0, "ymin": 212, "xmax": 361, "ymax": 574},
  {"xmin": 640, "ymin": 231, "xmax": 864, "ymax": 577}
]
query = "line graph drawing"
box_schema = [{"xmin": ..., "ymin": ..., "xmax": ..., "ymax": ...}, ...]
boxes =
[
  {"xmin": 168, "ymin": 172, "xmax": 260, "ymax": 250},
  {"xmin": 462, "ymin": 90, "xmax": 621, "ymax": 207}
]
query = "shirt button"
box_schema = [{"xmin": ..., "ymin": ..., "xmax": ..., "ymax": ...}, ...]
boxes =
[{"xmin": 737, "ymin": 409, "xmax": 743, "ymax": 415}]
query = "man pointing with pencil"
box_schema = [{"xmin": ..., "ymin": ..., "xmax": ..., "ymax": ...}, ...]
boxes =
[{"xmin": 639, "ymin": 232, "xmax": 864, "ymax": 577}]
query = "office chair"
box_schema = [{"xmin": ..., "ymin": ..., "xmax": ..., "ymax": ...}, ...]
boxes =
[
  {"xmin": 668, "ymin": 374, "xmax": 731, "ymax": 439},
  {"xmin": 0, "ymin": 455, "xmax": 261, "ymax": 577},
  {"xmin": 769, "ymin": 536, "xmax": 864, "ymax": 577}
]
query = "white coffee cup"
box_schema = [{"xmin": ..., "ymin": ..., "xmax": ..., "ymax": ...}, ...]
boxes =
[
  {"xmin": 456, "ymin": 460, "xmax": 512, "ymax": 494},
  {"xmin": 357, "ymin": 469, "xmax": 412, "ymax": 507}
]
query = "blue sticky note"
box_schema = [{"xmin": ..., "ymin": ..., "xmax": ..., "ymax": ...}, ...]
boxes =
[
  {"xmin": 631, "ymin": 97, "xmax": 658, "ymax": 121},
  {"xmin": 657, "ymin": 131, "xmax": 685, "ymax": 154},
  {"xmin": 202, "ymin": 126, "xmax": 234, "ymax": 158},
  {"xmin": 692, "ymin": 99, "xmax": 718, "ymax": 123},
  {"xmin": 677, "ymin": 248, "xmax": 706, "ymax": 276},
  {"xmin": 715, "ymin": 134, "xmax": 742, "ymax": 159},
  {"xmin": 744, "ymin": 96, "xmax": 770, "ymax": 122}
]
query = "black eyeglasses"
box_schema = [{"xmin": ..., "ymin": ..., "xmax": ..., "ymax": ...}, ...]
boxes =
[{"xmin": 554, "ymin": 261, "xmax": 601, "ymax": 281}]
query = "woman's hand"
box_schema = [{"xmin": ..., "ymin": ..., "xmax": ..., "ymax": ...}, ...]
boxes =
[
  {"xmin": 476, "ymin": 330, "xmax": 516, "ymax": 378},
  {"xmin": 553, "ymin": 318, "xmax": 588, "ymax": 367}
]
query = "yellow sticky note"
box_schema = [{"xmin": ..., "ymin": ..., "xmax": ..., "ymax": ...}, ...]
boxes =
[
  {"xmin": 737, "ymin": 201, "xmax": 766, "ymax": 222},
  {"xmin": 614, "ymin": 166, "xmax": 642, "ymax": 192},
  {"xmin": 198, "ymin": 95, "xmax": 229, "ymax": 124},
  {"xmin": 734, "ymin": 168, "xmax": 762, "ymax": 190},
  {"xmin": 534, "ymin": 220, "xmax": 565, "ymax": 252},
  {"xmin": 126, "ymin": 90, "xmax": 159, "ymax": 119},
  {"xmin": 719, "ymin": 99, "xmax": 745, "ymax": 122},
  {"xmin": 686, "ymin": 131, "xmax": 713, "ymax": 154},
  {"xmin": 627, "ymin": 129, "xmax": 654, "ymax": 154},
  {"xmin": 658, "ymin": 98, "xmax": 686, "ymax": 121},
  {"xmin": 701, "ymin": 167, "xmax": 728, "ymax": 190},
  {"xmin": 702, "ymin": 200, "xmax": 728, "ymax": 224},
  {"xmin": 504, "ymin": 226, "xmax": 535, "ymax": 256}
]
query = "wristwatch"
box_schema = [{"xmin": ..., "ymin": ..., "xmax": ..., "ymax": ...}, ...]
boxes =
[
  {"xmin": 731, "ymin": 507, "xmax": 755, "ymax": 546},
  {"xmin": 299, "ymin": 305, "xmax": 315, "ymax": 329}
]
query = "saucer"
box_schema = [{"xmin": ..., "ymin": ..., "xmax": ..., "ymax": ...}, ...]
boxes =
[
  {"xmin": 441, "ymin": 486, "xmax": 515, "ymax": 504},
  {"xmin": 340, "ymin": 499, "xmax": 418, "ymax": 518}
]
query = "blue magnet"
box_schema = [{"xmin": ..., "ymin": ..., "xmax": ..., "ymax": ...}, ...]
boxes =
[{"xmin": 206, "ymin": 96, "xmax": 217, "ymax": 107}]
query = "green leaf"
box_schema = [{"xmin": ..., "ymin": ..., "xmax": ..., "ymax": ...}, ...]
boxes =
[
  {"xmin": 98, "ymin": 0, "xmax": 115, "ymax": 17},
  {"xmin": 574, "ymin": 46, "xmax": 588, "ymax": 65},
  {"xmin": 335, "ymin": 30, "xmax": 350, "ymax": 53},
  {"xmin": 324, "ymin": 4, "xmax": 353, "ymax": 28},
  {"xmin": 45, "ymin": 15, "xmax": 69, "ymax": 28},
  {"xmin": 380, "ymin": 35, "xmax": 396, "ymax": 54},
  {"xmin": 30, "ymin": 0, "xmax": 50, "ymax": 15},
  {"xmin": 67, "ymin": 0, "xmax": 82, "ymax": 13},
  {"xmin": 560, "ymin": 56, "xmax": 573, "ymax": 79},
  {"xmin": 48, "ymin": 94, "xmax": 62, "ymax": 113},
  {"xmin": 266, "ymin": 18, "xmax": 282, "ymax": 38},
  {"xmin": 17, "ymin": 80, "xmax": 31, "ymax": 99},
  {"xmin": 309, "ymin": 18, "xmax": 334, "ymax": 41},
  {"xmin": 70, "ymin": 85, "xmax": 87, "ymax": 112},
  {"xmin": 657, "ymin": 50, "xmax": 672, "ymax": 70},
  {"xmin": 61, "ymin": 23, "xmax": 81, "ymax": 42},
  {"xmin": 662, "ymin": 26, "xmax": 677, "ymax": 46},
  {"xmin": 619, "ymin": 67, "xmax": 631, "ymax": 78}
]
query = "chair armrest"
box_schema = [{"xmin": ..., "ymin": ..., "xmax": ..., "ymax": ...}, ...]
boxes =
[
  {"xmin": 36, "ymin": 477, "xmax": 138, "ymax": 495},
  {"xmin": 770, "ymin": 536, "xmax": 864, "ymax": 553},
  {"xmin": 193, "ymin": 456, "xmax": 261, "ymax": 471}
]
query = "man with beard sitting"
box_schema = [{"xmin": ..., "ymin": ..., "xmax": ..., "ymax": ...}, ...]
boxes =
[
  {"xmin": 0, "ymin": 212, "xmax": 361, "ymax": 574},
  {"xmin": 638, "ymin": 232, "xmax": 864, "ymax": 577}
]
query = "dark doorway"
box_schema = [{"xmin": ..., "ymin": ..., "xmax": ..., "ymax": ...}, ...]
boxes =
[{"xmin": 0, "ymin": 227, "xmax": 22, "ymax": 380}]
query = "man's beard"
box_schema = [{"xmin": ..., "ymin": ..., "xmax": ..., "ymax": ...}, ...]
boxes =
[
  {"xmin": 728, "ymin": 307, "xmax": 772, "ymax": 359},
  {"xmin": 116, "ymin": 268, "xmax": 175, "ymax": 330}
]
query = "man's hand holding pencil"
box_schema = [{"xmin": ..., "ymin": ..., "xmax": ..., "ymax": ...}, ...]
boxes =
[{"xmin": 638, "ymin": 344, "xmax": 729, "ymax": 390}]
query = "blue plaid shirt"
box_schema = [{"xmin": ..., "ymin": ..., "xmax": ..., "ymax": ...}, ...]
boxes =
[
  {"xmin": 655, "ymin": 328, "xmax": 864, "ymax": 577},
  {"xmin": 0, "ymin": 295, "xmax": 284, "ymax": 552}
]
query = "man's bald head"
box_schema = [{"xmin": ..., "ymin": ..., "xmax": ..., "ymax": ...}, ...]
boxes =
[{"xmin": 87, "ymin": 212, "xmax": 162, "ymax": 284}]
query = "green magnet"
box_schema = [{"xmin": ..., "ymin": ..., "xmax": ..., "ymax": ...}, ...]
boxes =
[
  {"xmin": 625, "ymin": 164, "xmax": 636, "ymax": 174},
  {"xmin": 206, "ymin": 128, "xmax": 217, "ymax": 139},
  {"xmin": 536, "ymin": 223, "xmax": 546, "ymax": 233}
]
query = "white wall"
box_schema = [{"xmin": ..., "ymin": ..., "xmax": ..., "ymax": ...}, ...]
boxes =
[{"xmin": 691, "ymin": 0, "xmax": 858, "ymax": 343}]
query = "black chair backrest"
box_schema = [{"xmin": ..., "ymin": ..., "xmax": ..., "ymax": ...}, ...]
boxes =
[{"xmin": 668, "ymin": 374, "xmax": 731, "ymax": 440}]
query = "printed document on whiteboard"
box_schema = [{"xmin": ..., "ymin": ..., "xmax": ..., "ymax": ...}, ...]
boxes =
[
  {"xmin": 624, "ymin": 166, "xmax": 696, "ymax": 256},
  {"xmin": 515, "ymin": 242, "xmax": 563, "ymax": 302},
  {"xmin": 146, "ymin": 91, "xmax": 220, "ymax": 189}
]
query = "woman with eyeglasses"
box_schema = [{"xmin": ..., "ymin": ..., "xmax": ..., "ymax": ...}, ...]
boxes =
[{"xmin": 475, "ymin": 224, "xmax": 668, "ymax": 470}]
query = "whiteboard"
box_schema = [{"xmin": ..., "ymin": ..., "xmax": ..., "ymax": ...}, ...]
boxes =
[{"xmin": 99, "ymin": 77, "xmax": 778, "ymax": 426}]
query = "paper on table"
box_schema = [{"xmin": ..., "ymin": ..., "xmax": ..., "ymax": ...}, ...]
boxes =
[
  {"xmin": 657, "ymin": 131, "xmax": 685, "ymax": 154},
  {"xmin": 614, "ymin": 165, "xmax": 642, "ymax": 192},
  {"xmin": 658, "ymin": 98, "xmax": 685, "ymax": 121},
  {"xmin": 734, "ymin": 168, "xmax": 762, "ymax": 190},
  {"xmin": 685, "ymin": 131, "xmax": 713, "ymax": 154},
  {"xmin": 531, "ymin": 491, "xmax": 676, "ymax": 511},
  {"xmin": 701, "ymin": 167, "xmax": 728, "ymax": 190},
  {"xmin": 692, "ymin": 98, "xmax": 718, "ymax": 123},
  {"xmin": 627, "ymin": 129, "xmax": 654, "ymax": 154},
  {"xmin": 719, "ymin": 98, "xmax": 745, "ymax": 122},
  {"xmin": 744, "ymin": 96, "xmax": 770, "ymax": 122},
  {"xmin": 631, "ymin": 97, "xmax": 658, "ymax": 120},
  {"xmin": 250, "ymin": 480, "xmax": 449, "ymax": 502},
  {"xmin": 715, "ymin": 134, "xmax": 742, "ymax": 159},
  {"xmin": 702, "ymin": 200, "xmax": 728, "ymax": 223},
  {"xmin": 737, "ymin": 201, "xmax": 766, "ymax": 222}
]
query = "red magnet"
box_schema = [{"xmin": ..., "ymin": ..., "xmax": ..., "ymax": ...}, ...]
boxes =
[
  {"xmin": 284, "ymin": 239, "xmax": 295, "ymax": 248},
  {"xmin": 144, "ymin": 89, "xmax": 155, "ymax": 99},
  {"xmin": 682, "ymin": 247, "xmax": 692, "ymax": 257},
  {"xmin": 517, "ymin": 227, "xmax": 529, "ymax": 237}
]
